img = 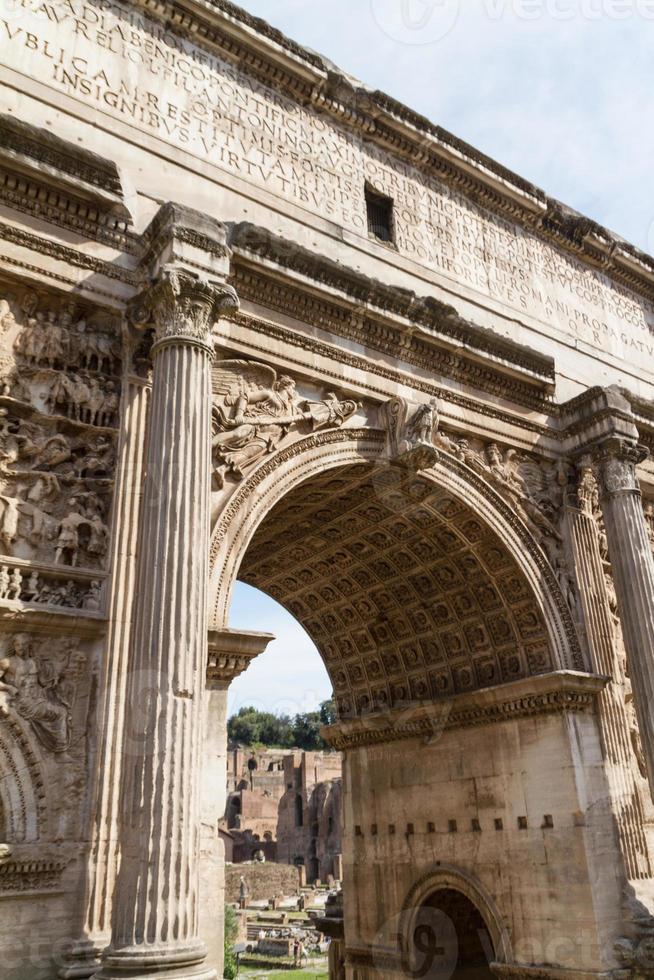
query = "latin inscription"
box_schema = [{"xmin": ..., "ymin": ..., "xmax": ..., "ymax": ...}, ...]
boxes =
[{"xmin": 2, "ymin": 0, "xmax": 654, "ymax": 366}]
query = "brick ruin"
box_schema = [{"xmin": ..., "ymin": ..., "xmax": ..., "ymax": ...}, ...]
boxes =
[{"xmin": 222, "ymin": 747, "xmax": 343, "ymax": 883}]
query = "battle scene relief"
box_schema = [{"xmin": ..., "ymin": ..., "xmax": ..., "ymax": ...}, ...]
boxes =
[
  {"xmin": 0, "ymin": 278, "xmax": 120, "ymax": 909},
  {"xmin": 0, "ymin": 280, "xmax": 120, "ymax": 613}
]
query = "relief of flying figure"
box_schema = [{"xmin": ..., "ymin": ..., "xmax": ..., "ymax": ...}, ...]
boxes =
[{"xmin": 211, "ymin": 360, "xmax": 358, "ymax": 487}]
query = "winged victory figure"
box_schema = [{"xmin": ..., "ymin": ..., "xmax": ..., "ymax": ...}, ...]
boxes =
[{"xmin": 211, "ymin": 360, "xmax": 357, "ymax": 487}]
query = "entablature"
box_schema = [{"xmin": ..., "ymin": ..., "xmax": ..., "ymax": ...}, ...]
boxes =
[{"xmin": 228, "ymin": 222, "xmax": 556, "ymax": 415}]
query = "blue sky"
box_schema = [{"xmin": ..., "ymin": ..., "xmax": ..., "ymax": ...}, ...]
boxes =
[{"xmin": 228, "ymin": 0, "xmax": 653, "ymax": 715}]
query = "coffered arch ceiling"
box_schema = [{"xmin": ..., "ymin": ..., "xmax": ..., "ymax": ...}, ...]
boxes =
[{"xmin": 238, "ymin": 462, "xmax": 555, "ymax": 720}]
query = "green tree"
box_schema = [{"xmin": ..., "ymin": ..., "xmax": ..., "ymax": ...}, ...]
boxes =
[
  {"xmin": 259, "ymin": 712, "xmax": 294, "ymax": 747},
  {"xmin": 227, "ymin": 700, "xmax": 337, "ymax": 751},
  {"xmin": 292, "ymin": 711, "xmax": 324, "ymax": 751},
  {"xmin": 319, "ymin": 698, "xmax": 337, "ymax": 726},
  {"xmin": 223, "ymin": 904, "xmax": 238, "ymax": 980},
  {"xmin": 227, "ymin": 707, "xmax": 262, "ymax": 745}
]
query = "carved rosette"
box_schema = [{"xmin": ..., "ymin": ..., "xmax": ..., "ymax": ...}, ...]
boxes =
[
  {"xmin": 137, "ymin": 268, "xmax": 239, "ymax": 357},
  {"xmin": 593, "ymin": 438, "xmax": 648, "ymax": 498}
]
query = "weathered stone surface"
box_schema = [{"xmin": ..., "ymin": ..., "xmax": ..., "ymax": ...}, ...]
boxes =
[{"xmin": 2, "ymin": 3, "xmax": 654, "ymax": 979}]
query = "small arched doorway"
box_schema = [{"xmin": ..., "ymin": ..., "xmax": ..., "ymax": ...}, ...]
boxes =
[{"xmin": 409, "ymin": 888, "xmax": 494, "ymax": 979}]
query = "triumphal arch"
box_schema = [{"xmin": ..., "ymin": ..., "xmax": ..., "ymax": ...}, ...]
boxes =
[{"xmin": 1, "ymin": 1, "xmax": 654, "ymax": 978}]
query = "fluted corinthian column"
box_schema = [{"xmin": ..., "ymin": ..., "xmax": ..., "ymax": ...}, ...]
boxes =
[
  {"xmin": 593, "ymin": 437, "xmax": 654, "ymax": 801},
  {"xmin": 96, "ymin": 268, "xmax": 238, "ymax": 980}
]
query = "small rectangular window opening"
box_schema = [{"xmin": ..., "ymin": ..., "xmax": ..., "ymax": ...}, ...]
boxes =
[{"xmin": 365, "ymin": 185, "xmax": 394, "ymax": 243}]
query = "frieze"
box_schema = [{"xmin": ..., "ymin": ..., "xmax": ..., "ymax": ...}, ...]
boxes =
[
  {"xmin": 0, "ymin": 564, "xmax": 102, "ymax": 613},
  {"xmin": 0, "ymin": 856, "xmax": 68, "ymax": 894},
  {"xmin": 0, "ymin": 283, "xmax": 117, "ymax": 572}
]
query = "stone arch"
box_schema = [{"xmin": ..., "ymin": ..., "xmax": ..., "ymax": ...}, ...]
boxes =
[
  {"xmin": 209, "ymin": 427, "xmax": 582, "ymax": 717},
  {"xmin": 0, "ymin": 715, "xmax": 46, "ymax": 843},
  {"xmin": 400, "ymin": 864, "xmax": 513, "ymax": 969}
]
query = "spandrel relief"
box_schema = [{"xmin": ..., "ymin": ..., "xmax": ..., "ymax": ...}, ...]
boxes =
[
  {"xmin": 211, "ymin": 359, "xmax": 358, "ymax": 488},
  {"xmin": 381, "ymin": 400, "xmax": 573, "ymax": 604}
]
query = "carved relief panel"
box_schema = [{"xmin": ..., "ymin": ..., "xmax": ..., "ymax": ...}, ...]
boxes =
[
  {"xmin": 211, "ymin": 359, "xmax": 358, "ymax": 489},
  {"xmin": 0, "ymin": 280, "xmax": 121, "ymax": 612},
  {"xmin": 0, "ymin": 628, "xmax": 100, "ymax": 892}
]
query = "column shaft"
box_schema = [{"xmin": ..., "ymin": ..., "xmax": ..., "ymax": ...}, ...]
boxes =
[
  {"xmin": 97, "ymin": 270, "xmax": 234, "ymax": 980},
  {"xmin": 61, "ymin": 378, "xmax": 150, "ymax": 979},
  {"xmin": 597, "ymin": 447, "xmax": 654, "ymax": 801}
]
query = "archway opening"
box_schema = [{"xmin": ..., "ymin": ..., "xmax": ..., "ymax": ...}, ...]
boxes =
[
  {"xmin": 411, "ymin": 888, "xmax": 495, "ymax": 979},
  {"xmin": 236, "ymin": 461, "xmax": 554, "ymax": 722}
]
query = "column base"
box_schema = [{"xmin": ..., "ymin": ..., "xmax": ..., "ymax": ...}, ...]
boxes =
[
  {"xmin": 58, "ymin": 938, "xmax": 107, "ymax": 979},
  {"xmin": 94, "ymin": 970, "xmax": 215, "ymax": 980},
  {"xmin": 93, "ymin": 942, "xmax": 217, "ymax": 980}
]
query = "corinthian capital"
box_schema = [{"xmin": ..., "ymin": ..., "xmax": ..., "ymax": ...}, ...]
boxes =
[
  {"xmin": 132, "ymin": 267, "xmax": 239, "ymax": 355},
  {"xmin": 593, "ymin": 437, "xmax": 649, "ymax": 497}
]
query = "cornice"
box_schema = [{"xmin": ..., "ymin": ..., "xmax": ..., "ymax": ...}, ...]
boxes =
[
  {"xmin": 0, "ymin": 222, "xmax": 139, "ymax": 287},
  {"xmin": 0, "ymin": 857, "xmax": 69, "ymax": 895},
  {"xmin": 206, "ymin": 626, "xmax": 274, "ymax": 687},
  {"xmin": 0, "ymin": 172, "xmax": 137, "ymax": 255},
  {"xmin": 322, "ymin": 671, "xmax": 607, "ymax": 750},
  {"xmin": 0, "ymin": 605, "xmax": 106, "ymax": 640},
  {"xmin": 0, "ymin": 114, "xmax": 126, "ymax": 209},
  {"xmin": 233, "ymin": 273, "xmax": 553, "ymax": 414},
  {"xmin": 0, "ymin": 113, "xmax": 135, "ymax": 252},
  {"xmin": 345, "ymin": 947, "xmax": 402, "ymax": 973},
  {"xmin": 491, "ymin": 967, "xmax": 613, "ymax": 980}
]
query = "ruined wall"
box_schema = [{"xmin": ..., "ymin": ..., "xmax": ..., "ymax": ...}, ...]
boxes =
[
  {"xmin": 276, "ymin": 752, "xmax": 343, "ymax": 882},
  {"xmin": 225, "ymin": 862, "xmax": 300, "ymax": 904}
]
